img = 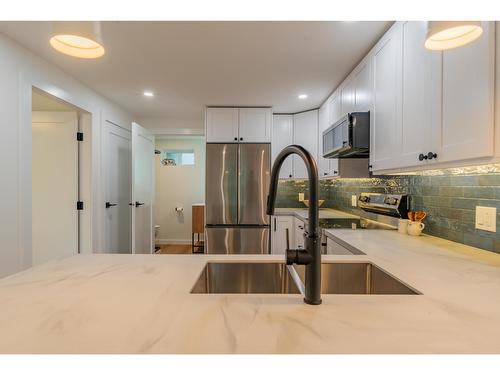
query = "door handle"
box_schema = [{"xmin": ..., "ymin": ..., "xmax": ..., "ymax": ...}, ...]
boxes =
[
  {"xmin": 105, "ymin": 202, "xmax": 117, "ymax": 208},
  {"xmin": 135, "ymin": 201, "xmax": 145, "ymax": 207}
]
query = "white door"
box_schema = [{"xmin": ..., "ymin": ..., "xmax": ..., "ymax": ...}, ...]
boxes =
[
  {"xmin": 104, "ymin": 121, "xmax": 132, "ymax": 254},
  {"xmin": 271, "ymin": 115, "xmax": 293, "ymax": 178},
  {"xmin": 370, "ymin": 23, "xmax": 403, "ymax": 172},
  {"xmin": 400, "ymin": 21, "xmax": 442, "ymax": 168},
  {"xmin": 440, "ymin": 21, "xmax": 495, "ymax": 162},
  {"xmin": 271, "ymin": 216, "xmax": 294, "ymax": 254},
  {"xmin": 293, "ymin": 110, "xmax": 318, "ymax": 179},
  {"xmin": 32, "ymin": 111, "xmax": 78, "ymax": 265},
  {"xmin": 132, "ymin": 122, "xmax": 155, "ymax": 254},
  {"xmin": 238, "ymin": 108, "xmax": 272, "ymax": 142},
  {"xmin": 205, "ymin": 108, "xmax": 239, "ymax": 143}
]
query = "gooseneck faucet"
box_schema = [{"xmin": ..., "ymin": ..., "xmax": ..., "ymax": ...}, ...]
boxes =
[{"xmin": 266, "ymin": 145, "xmax": 322, "ymax": 305}]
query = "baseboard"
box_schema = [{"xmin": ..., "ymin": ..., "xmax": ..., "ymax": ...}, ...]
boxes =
[{"xmin": 156, "ymin": 239, "xmax": 191, "ymax": 245}]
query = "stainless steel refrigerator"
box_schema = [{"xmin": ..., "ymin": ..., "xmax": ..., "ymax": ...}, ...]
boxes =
[{"xmin": 205, "ymin": 143, "xmax": 270, "ymax": 254}]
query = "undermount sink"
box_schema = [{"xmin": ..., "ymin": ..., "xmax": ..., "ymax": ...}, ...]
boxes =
[
  {"xmin": 191, "ymin": 262, "xmax": 300, "ymax": 294},
  {"xmin": 191, "ymin": 262, "xmax": 418, "ymax": 295},
  {"xmin": 293, "ymin": 262, "xmax": 419, "ymax": 295}
]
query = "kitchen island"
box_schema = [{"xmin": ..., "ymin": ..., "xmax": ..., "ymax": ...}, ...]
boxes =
[{"xmin": 0, "ymin": 229, "xmax": 499, "ymax": 354}]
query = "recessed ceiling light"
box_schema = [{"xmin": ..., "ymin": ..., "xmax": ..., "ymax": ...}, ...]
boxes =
[
  {"xmin": 298, "ymin": 94, "xmax": 308, "ymax": 100},
  {"xmin": 143, "ymin": 91, "xmax": 154, "ymax": 97},
  {"xmin": 50, "ymin": 22, "xmax": 105, "ymax": 59}
]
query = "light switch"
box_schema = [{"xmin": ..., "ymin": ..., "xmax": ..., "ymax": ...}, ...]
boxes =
[
  {"xmin": 352, "ymin": 195, "xmax": 357, "ymax": 207},
  {"xmin": 475, "ymin": 206, "xmax": 496, "ymax": 232},
  {"xmin": 298, "ymin": 193, "xmax": 304, "ymax": 202}
]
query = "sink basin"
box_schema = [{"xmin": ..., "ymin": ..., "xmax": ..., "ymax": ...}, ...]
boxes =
[
  {"xmin": 191, "ymin": 262, "xmax": 300, "ymax": 294},
  {"xmin": 293, "ymin": 262, "xmax": 419, "ymax": 295}
]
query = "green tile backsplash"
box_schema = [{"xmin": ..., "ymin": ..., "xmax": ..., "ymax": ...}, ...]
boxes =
[{"xmin": 276, "ymin": 173, "xmax": 500, "ymax": 254}]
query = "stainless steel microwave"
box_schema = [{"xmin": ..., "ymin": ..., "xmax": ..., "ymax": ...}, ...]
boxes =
[{"xmin": 322, "ymin": 111, "xmax": 370, "ymax": 158}]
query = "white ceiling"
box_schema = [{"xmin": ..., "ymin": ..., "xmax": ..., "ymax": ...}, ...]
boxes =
[{"xmin": 1, "ymin": 21, "xmax": 391, "ymax": 126}]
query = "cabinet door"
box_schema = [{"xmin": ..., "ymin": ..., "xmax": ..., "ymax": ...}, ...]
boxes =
[
  {"xmin": 440, "ymin": 21, "xmax": 495, "ymax": 162},
  {"xmin": 293, "ymin": 110, "xmax": 318, "ymax": 179},
  {"xmin": 328, "ymin": 94, "xmax": 341, "ymax": 177},
  {"xmin": 238, "ymin": 108, "xmax": 272, "ymax": 143},
  {"xmin": 206, "ymin": 108, "xmax": 239, "ymax": 143},
  {"xmin": 272, "ymin": 115, "xmax": 293, "ymax": 178},
  {"xmin": 370, "ymin": 23, "xmax": 403, "ymax": 172},
  {"xmin": 353, "ymin": 58, "xmax": 372, "ymax": 112},
  {"xmin": 294, "ymin": 217, "xmax": 305, "ymax": 250},
  {"xmin": 271, "ymin": 216, "xmax": 294, "ymax": 254},
  {"xmin": 341, "ymin": 79, "xmax": 355, "ymax": 114},
  {"xmin": 318, "ymin": 103, "xmax": 331, "ymax": 178},
  {"xmin": 399, "ymin": 21, "xmax": 442, "ymax": 167}
]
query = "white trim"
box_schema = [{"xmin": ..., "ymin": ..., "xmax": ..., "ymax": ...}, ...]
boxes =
[
  {"xmin": 149, "ymin": 127, "xmax": 204, "ymax": 136},
  {"xmin": 156, "ymin": 239, "xmax": 191, "ymax": 245}
]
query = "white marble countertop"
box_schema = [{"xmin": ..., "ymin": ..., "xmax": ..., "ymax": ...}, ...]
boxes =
[
  {"xmin": 274, "ymin": 207, "xmax": 360, "ymax": 221},
  {"xmin": 1, "ymin": 229, "xmax": 500, "ymax": 354}
]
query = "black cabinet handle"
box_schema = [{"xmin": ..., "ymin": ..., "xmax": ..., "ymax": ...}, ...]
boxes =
[
  {"xmin": 333, "ymin": 170, "xmax": 338, "ymax": 174},
  {"xmin": 105, "ymin": 202, "xmax": 117, "ymax": 208},
  {"xmin": 234, "ymin": 137, "xmax": 237, "ymax": 141},
  {"xmin": 239, "ymin": 137, "xmax": 243, "ymax": 141},
  {"xmin": 274, "ymin": 217, "xmax": 277, "ymax": 232},
  {"xmin": 418, "ymin": 153, "xmax": 428, "ymax": 161},
  {"xmin": 289, "ymin": 174, "xmax": 292, "ymax": 178},
  {"xmin": 324, "ymin": 172, "xmax": 328, "ymax": 176},
  {"xmin": 135, "ymin": 201, "xmax": 145, "ymax": 207},
  {"xmin": 427, "ymin": 152, "xmax": 438, "ymax": 160}
]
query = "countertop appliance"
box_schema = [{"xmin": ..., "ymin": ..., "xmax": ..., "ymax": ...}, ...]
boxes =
[
  {"xmin": 357, "ymin": 192, "xmax": 409, "ymax": 219},
  {"xmin": 322, "ymin": 111, "xmax": 370, "ymax": 158},
  {"xmin": 205, "ymin": 143, "xmax": 270, "ymax": 254}
]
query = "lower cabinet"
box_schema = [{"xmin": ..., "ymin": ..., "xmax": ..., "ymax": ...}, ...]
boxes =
[{"xmin": 271, "ymin": 216, "xmax": 294, "ymax": 254}]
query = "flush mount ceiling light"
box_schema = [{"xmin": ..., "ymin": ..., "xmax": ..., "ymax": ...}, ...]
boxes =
[
  {"xmin": 298, "ymin": 94, "xmax": 308, "ymax": 100},
  {"xmin": 143, "ymin": 91, "xmax": 154, "ymax": 97},
  {"xmin": 424, "ymin": 21, "xmax": 483, "ymax": 51},
  {"xmin": 50, "ymin": 21, "xmax": 105, "ymax": 59}
]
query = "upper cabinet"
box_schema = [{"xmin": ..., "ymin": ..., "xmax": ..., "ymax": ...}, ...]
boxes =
[
  {"xmin": 206, "ymin": 107, "xmax": 272, "ymax": 143},
  {"xmin": 205, "ymin": 108, "xmax": 239, "ymax": 143},
  {"xmin": 238, "ymin": 108, "xmax": 272, "ymax": 143},
  {"xmin": 341, "ymin": 56, "xmax": 372, "ymax": 115},
  {"xmin": 439, "ymin": 21, "xmax": 495, "ymax": 162},
  {"xmin": 370, "ymin": 22, "xmax": 403, "ymax": 172},
  {"xmin": 293, "ymin": 110, "xmax": 318, "ymax": 179},
  {"xmin": 272, "ymin": 115, "xmax": 294, "ymax": 178},
  {"xmin": 399, "ymin": 21, "xmax": 442, "ymax": 168}
]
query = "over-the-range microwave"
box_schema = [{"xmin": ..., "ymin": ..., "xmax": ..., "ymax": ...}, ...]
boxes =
[{"xmin": 322, "ymin": 111, "xmax": 370, "ymax": 158}]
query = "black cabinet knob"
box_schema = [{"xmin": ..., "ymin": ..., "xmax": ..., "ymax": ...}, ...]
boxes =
[
  {"xmin": 289, "ymin": 174, "xmax": 292, "ymax": 178},
  {"xmin": 324, "ymin": 172, "xmax": 328, "ymax": 176},
  {"xmin": 234, "ymin": 137, "xmax": 237, "ymax": 141},
  {"xmin": 418, "ymin": 153, "xmax": 428, "ymax": 161},
  {"xmin": 135, "ymin": 201, "xmax": 145, "ymax": 207},
  {"xmin": 105, "ymin": 202, "xmax": 117, "ymax": 208},
  {"xmin": 427, "ymin": 152, "xmax": 437, "ymax": 160},
  {"xmin": 333, "ymin": 170, "xmax": 338, "ymax": 174},
  {"xmin": 239, "ymin": 137, "xmax": 243, "ymax": 141}
]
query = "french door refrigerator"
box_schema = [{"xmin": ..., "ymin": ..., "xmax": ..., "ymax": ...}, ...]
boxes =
[{"xmin": 205, "ymin": 143, "xmax": 271, "ymax": 254}]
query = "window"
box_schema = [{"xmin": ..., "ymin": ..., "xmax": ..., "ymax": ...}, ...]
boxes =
[{"xmin": 160, "ymin": 149, "xmax": 195, "ymax": 166}]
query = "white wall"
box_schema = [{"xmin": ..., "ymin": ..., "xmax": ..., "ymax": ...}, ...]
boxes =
[
  {"xmin": 0, "ymin": 33, "xmax": 134, "ymax": 278},
  {"xmin": 154, "ymin": 137, "xmax": 205, "ymax": 244}
]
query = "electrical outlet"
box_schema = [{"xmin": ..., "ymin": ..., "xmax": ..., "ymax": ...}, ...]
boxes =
[
  {"xmin": 298, "ymin": 193, "xmax": 304, "ymax": 202},
  {"xmin": 475, "ymin": 206, "xmax": 496, "ymax": 232},
  {"xmin": 352, "ymin": 195, "xmax": 357, "ymax": 207}
]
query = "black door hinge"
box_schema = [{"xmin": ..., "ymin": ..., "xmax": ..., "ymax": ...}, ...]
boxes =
[
  {"xmin": 77, "ymin": 132, "xmax": 84, "ymax": 141},
  {"xmin": 77, "ymin": 201, "xmax": 84, "ymax": 210}
]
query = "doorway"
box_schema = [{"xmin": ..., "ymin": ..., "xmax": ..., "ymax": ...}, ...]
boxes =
[
  {"xmin": 154, "ymin": 136, "xmax": 205, "ymax": 254},
  {"xmin": 31, "ymin": 88, "xmax": 89, "ymax": 265}
]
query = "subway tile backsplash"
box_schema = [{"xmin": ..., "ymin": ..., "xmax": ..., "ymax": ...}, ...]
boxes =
[{"xmin": 276, "ymin": 173, "xmax": 500, "ymax": 254}]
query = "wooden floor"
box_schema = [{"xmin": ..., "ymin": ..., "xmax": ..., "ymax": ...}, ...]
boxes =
[{"xmin": 155, "ymin": 244, "xmax": 193, "ymax": 254}]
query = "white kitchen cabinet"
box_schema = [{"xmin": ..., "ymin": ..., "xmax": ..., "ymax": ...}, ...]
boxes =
[
  {"xmin": 294, "ymin": 217, "xmax": 305, "ymax": 250},
  {"xmin": 206, "ymin": 107, "xmax": 271, "ymax": 143},
  {"xmin": 341, "ymin": 78, "xmax": 355, "ymax": 114},
  {"xmin": 271, "ymin": 215, "xmax": 294, "ymax": 254},
  {"xmin": 238, "ymin": 108, "xmax": 272, "ymax": 142},
  {"xmin": 439, "ymin": 21, "xmax": 495, "ymax": 162},
  {"xmin": 272, "ymin": 115, "xmax": 293, "ymax": 178},
  {"xmin": 370, "ymin": 22, "xmax": 403, "ymax": 172},
  {"xmin": 399, "ymin": 21, "xmax": 442, "ymax": 168},
  {"xmin": 205, "ymin": 108, "xmax": 239, "ymax": 143},
  {"xmin": 353, "ymin": 57, "xmax": 372, "ymax": 112},
  {"xmin": 293, "ymin": 110, "xmax": 318, "ymax": 179},
  {"xmin": 318, "ymin": 98, "xmax": 339, "ymax": 178}
]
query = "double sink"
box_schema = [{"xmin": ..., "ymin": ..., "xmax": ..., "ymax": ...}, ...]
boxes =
[{"xmin": 191, "ymin": 262, "xmax": 419, "ymax": 295}]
